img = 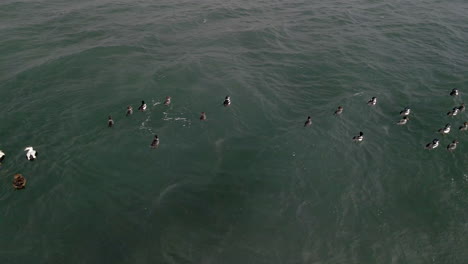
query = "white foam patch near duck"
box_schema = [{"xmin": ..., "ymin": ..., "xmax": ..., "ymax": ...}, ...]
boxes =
[
  {"xmin": 162, "ymin": 112, "xmax": 192, "ymax": 127},
  {"xmin": 162, "ymin": 112, "xmax": 172, "ymax": 121},
  {"xmin": 151, "ymin": 99, "xmax": 161, "ymax": 106},
  {"xmin": 139, "ymin": 115, "xmax": 154, "ymax": 134}
]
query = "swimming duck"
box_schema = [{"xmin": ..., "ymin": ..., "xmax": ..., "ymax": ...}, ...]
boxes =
[
  {"xmin": 0, "ymin": 150, "xmax": 5, "ymax": 163},
  {"xmin": 24, "ymin": 147, "xmax": 37, "ymax": 161},
  {"xmin": 367, "ymin": 97, "xmax": 377, "ymax": 106},
  {"xmin": 108, "ymin": 116, "xmax": 114, "ymax": 127},
  {"xmin": 450, "ymin": 88, "xmax": 459, "ymax": 96},
  {"xmin": 200, "ymin": 112, "xmax": 207, "ymax": 121},
  {"xmin": 150, "ymin": 135, "xmax": 159, "ymax": 148},
  {"xmin": 223, "ymin": 96, "xmax": 231, "ymax": 107},
  {"xmin": 400, "ymin": 107, "xmax": 411, "ymax": 116},
  {"xmin": 304, "ymin": 116, "xmax": 312, "ymax": 127},
  {"xmin": 447, "ymin": 140, "xmax": 459, "ymax": 151},
  {"xmin": 334, "ymin": 106, "xmax": 344, "ymax": 115},
  {"xmin": 397, "ymin": 116, "xmax": 409, "ymax": 125},
  {"xmin": 126, "ymin": 106, "xmax": 133, "ymax": 116},
  {"xmin": 353, "ymin": 132, "xmax": 364, "ymax": 142},
  {"xmin": 459, "ymin": 122, "xmax": 468, "ymax": 131},
  {"xmin": 447, "ymin": 107, "xmax": 460, "ymax": 117},
  {"xmin": 438, "ymin": 123, "xmax": 451, "ymax": 134},
  {"xmin": 425, "ymin": 139, "xmax": 440, "ymax": 149},
  {"xmin": 164, "ymin": 96, "xmax": 171, "ymax": 106},
  {"xmin": 458, "ymin": 103, "xmax": 465, "ymax": 112},
  {"xmin": 138, "ymin": 100, "xmax": 147, "ymax": 111},
  {"xmin": 12, "ymin": 174, "xmax": 26, "ymax": 189}
]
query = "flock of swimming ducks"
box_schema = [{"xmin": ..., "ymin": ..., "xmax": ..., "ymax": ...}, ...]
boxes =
[
  {"xmin": 107, "ymin": 89, "xmax": 465, "ymax": 152},
  {"xmin": 110, "ymin": 90, "xmax": 467, "ymax": 151},
  {"xmin": 1, "ymin": 89, "xmax": 464, "ymax": 189},
  {"xmin": 106, "ymin": 96, "xmax": 231, "ymax": 148},
  {"xmin": 0, "ymin": 95, "xmax": 231, "ymax": 189},
  {"xmin": 305, "ymin": 89, "xmax": 466, "ymax": 150},
  {"xmin": 423, "ymin": 89, "xmax": 466, "ymax": 150}
]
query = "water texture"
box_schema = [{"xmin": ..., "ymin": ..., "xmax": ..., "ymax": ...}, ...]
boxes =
[{"xmin": 0, "ymin": 0, "xmax": 467, "ymax": 263}]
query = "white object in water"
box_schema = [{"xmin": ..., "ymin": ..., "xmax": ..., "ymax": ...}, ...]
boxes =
[{"xmin": 24, "ymin": 146, "xmax": 38, "ymax": 161}]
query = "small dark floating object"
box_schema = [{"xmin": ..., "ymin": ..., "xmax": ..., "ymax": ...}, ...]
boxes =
[
  {"xmin": 400, "ymin": 107, "xmax": 411, "ymax": 116},
  {"xmin": 13, "ymin": 174, "xmax": 26, "ymax": 189},
  {"xmin": 459, "ymin": 122, "xmax": 468, "ymax": 131},
  {"xmin": 334, "ymin": 106, "xmax": 343, "ymax": 115},
  {"xmin": 200, "ymin": 112, "xmax": 207, "ymax": 120},
  {"xmin": 138, "ymin": 100, "xmax": 147, "ymax": 111},
  {"xmin": 223, "ymin": 96, "xmax": 231, "ymax": 107},
  {"xmin": 353, "ymin": 131, "xmax": 364, "ymax": 142},
  {"xmin": 458, "ymin": 103, "xmax": 465, "ymax": 112},
  {"xmin": 126, "ymin": 106, "xmax": 133, "ymax": 116},
  {"xmin": 450, "ymin": 88, "xmax": 459, "ymax": 96},
  {"xmin": 304, "ymin": 116, "xmax": 312, "ymax": 127},
  {"xmin": 425, "ymin": 139, "xmax": 440, "ymax": 149},
  {"xmin": 397, "ymin": 116, "xmax": 409, "ymax": 125},
  {"xmin": 164, "ymin": 96, "xmax": 171, "ymax": 106},
  {"xmin": 108, "ymin": 116, "xmax": 114, "ymax": 127},
  {"xmin": 447, "ymin": 140, "xmax": 458, "ymax": 152},
  {"xmin": 150, "ymin": 135, "xmax": 160, "ymax": 148}
]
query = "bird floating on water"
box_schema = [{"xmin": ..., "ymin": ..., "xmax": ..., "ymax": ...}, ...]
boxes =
[
  {"xmin": 353, "ymin": 132, "xmax": 364, "ymax": 142},
  {"xmin": 304, "ymin": 116, "xmax": 312, "ymax": 127},
  {"xmin": 200, "ymin": 112, "xmax": 207, "ymax": 121},
  {"xmin": 397, "ymin": 116, "xmax": 409, "ymax": 125},
  {"xmin": 368, "ymin": 97, "xmax": 377, "ymax": 106},
  {"xmin": 164, "ymin": 96, "xmax": 171, "ymax": 106},
  {"xmin": 334, "ymin": 106, "xmax": 344, "ymax": 115},
  {"xmin": 223, "ymin": 96, "xmax": 231, "ymax": 107},
  {"xmin": 450, "ymin": 88, "xmax": 459, "ymax": 96},
  {"xmin": 0, "ymin": 150, "xmax": 5, "ymax": 163},
  {"xmin": 447, "ymin": 140, "xmax": 458, "ymax": 151},
  {"xmin": 400, "ymin": 107, "xmax": 411, "ymax": 116},
  {"xmin": 425, "ymin": 139, "xmax": 440, "ymax": 149},
  {"xmin": 459, "ymin": 122, "xmax": 468, "ymax": 131},
  {"xmin": 108, "ymin": 116, "xmax": 114, "ymax": 127},
  {"xmin": 447, "ymin": 107, "xmax": 460, "ymax": 117},
  {"xmin": 438, "ymin": 123, "xmax": 451, "ymax": 134},
  {"xmin": 24, "ymin": 147, "xmax": 37, "ymax": 161},
  {"xmin": 126, "ymin": 106, "xmax": 133, "ymax": 116},
  {"xmin": 150, "ymin": 135, "xmax": 159, "ymax": 148},
  {"xmin": 138, "ymin": 100, "xmax": 147, "ymax": 111}
]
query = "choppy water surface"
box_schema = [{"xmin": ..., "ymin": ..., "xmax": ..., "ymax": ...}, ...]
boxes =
[{"xmin": 0, "ymin": 0, "xmax": 467, "ymax": 263}]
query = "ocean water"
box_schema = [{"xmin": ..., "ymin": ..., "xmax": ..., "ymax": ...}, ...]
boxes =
[{"xmin": 0, "ymin": 0, "xmax": 467, "ymax": 263}]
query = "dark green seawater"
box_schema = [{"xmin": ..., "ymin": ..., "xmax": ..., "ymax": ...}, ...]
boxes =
[{"xmin": 1, "ymin": 0, "xmax": 467, "ymax": 263}]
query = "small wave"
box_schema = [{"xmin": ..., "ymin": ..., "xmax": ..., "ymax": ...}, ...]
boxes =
[
  {"xmin": 162, "ymin": 112, "xmax": 192, "ymax": 127},
  {"xmin": 151, "ymin": 99, "xmax": 161, "ymax": 106},
  {"xmin": 162, "ymin": 112, "xmax": 171, "ymax": 121},
  {"xmin": 139, "ymin": 115, "xmax": 154, "ymax": 134}
]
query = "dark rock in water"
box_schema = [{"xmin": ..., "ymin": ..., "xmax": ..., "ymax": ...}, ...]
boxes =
[{"xmin": 13, "ymin": 174, "xmax": 26, "ymax": 190}]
